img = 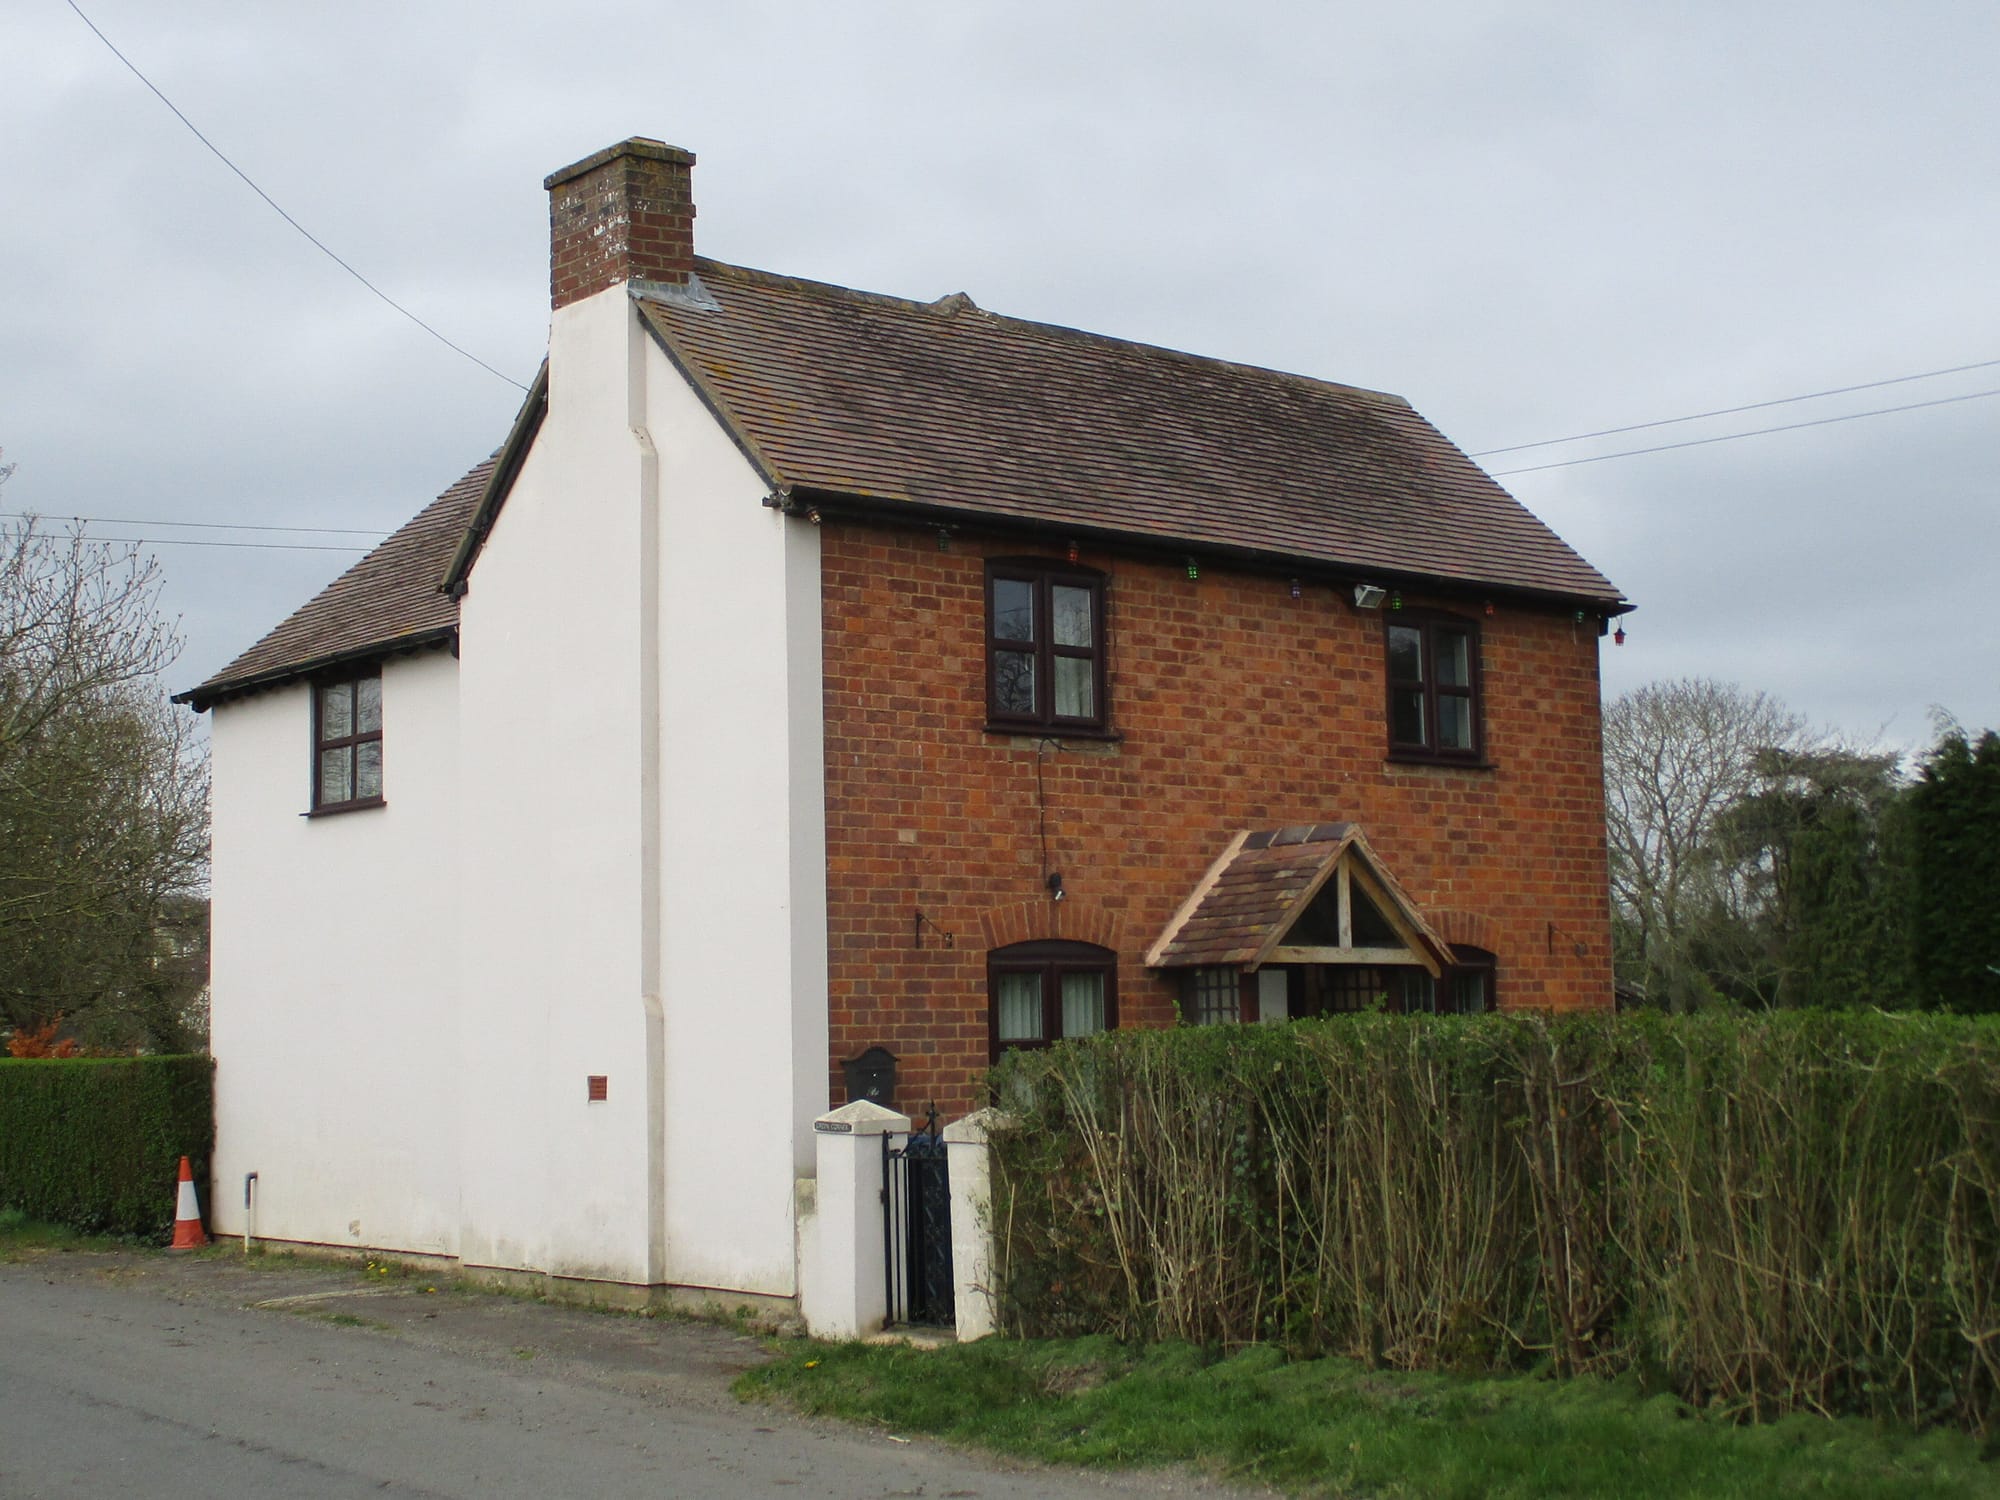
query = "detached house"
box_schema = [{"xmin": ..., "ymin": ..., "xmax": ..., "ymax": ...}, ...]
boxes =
[{"xmin": 180, "ymin": 139, "xmax": 1627, "ymax": 1306}]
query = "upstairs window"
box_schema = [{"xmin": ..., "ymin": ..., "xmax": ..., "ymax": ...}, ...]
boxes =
[
  {"xmin": 986, "ymin": 561, "xmax": 1106, "ymax": 733},
  {"xmin": 313, "ymin": 672, "xmax": 383, "ymax": 813},
  {"xmin": 1386, "ymin": 615, "xmax": 1482, "ymax": 762},
  {"xmin": 989, "ymin": 940, "xmax": 1116, "ymax": 1060}
]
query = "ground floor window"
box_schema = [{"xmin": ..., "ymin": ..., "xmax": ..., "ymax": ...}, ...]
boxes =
[
  {"xmin": 1188, "ymin": 947, "xmax": 1497, "ymax": 1021},
  {"xmin": 989, "ymin": 940, "xmax": 1117, "ymax": 1060},
  {"xmin": 1184, "ymin": 967, "xmax": 1242, "ymax": 1025}
]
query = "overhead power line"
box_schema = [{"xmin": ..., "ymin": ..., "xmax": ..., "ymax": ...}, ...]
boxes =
[
  {"xmin": 64, "ymin": 0, "xmax": 529, "ymax": 395},
  {"xmin": 81, "ymin": 534, "xmax": 369, "ymax": 554},
  {"xmin": 1472, "ymin": 355, "xmax": 2000, "ymax": 458},
  {"xmin": 1489, "ymin": 385, "xmax": 2000, "ymax": 477},
  {"xmin": 1, "ymin": 510, "xmax": 387, "ymax": 539}
]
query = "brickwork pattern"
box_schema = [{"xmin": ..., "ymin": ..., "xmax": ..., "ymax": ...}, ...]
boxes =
[
  {"xmin": 548, "ymin": 145, "xmax": 695, "ymax": 310},
  {"xmin": 820, "ymin": 524, "xmax": 1615, "ymax": 1117}
]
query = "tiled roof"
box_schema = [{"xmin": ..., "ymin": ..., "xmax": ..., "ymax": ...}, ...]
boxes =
[
  {"xmin": 178, "ymin": 460, "xmax": 492, "ymax": 709},
  {"xmin": 1147, "ymin": 822, "xmax": 1450, "ymax": 970},
  {"xmin": 187, "ymin": 254, "xmax": 1624, "ymax": 708},
  {"xmin": 640, "ymin": 261, "xmax": 1625, "ymax": 606}
]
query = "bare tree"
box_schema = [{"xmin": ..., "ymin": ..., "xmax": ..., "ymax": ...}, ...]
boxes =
[
  {"xmin": 0, "ymin": 484, "xmax": 208, "ymax": 1049},
  {"xmin": 1603, "ymin": 679, "xmax": 1806, "ymax": 1009},
  {"xmin": 1, "ymin": 511, "xmax": 179, "ymax": 763}
]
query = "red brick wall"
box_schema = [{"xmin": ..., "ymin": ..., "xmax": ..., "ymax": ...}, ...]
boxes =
[{"xmin": 821, "ymin": 521, "xmax": 1615, "ymax": 1118}]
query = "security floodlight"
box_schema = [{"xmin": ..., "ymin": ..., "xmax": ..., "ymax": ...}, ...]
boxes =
[{"xmin": 1353, "ymin": 583, "xmax": 1388, "ymax": 610}]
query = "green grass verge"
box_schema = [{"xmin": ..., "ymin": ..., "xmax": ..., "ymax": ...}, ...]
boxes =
[
  {"xmin": 737, "ymin": 1337, "xmax": 1997, "ymax": 1499},
  {"xmin": 0, "ymin": 1206, "xmax": 131, "ymax": 1260}
]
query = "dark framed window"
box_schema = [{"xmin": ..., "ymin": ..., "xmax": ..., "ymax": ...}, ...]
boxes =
[
  {"xmin": 1391, "ymin": 946, "xmax": 1497, "ymax": 1014},
  {"xmin": 986, "ymin": 561, "xmax": 1107, "ymax": 733},
  {"xmin": 312, "ymin": 672, "xmax": 384, "ymax": 813},
  {"xmin": 1271, "ymin": 948, "xmax": 1498, "ymax": 1019},
  {"xmin": 1385, "ymin": 614, "xmax": 1482, "ymax": 762},
  {"xmin": 1184, "ymin": 967, "xmax": 1244, "ymax": 1025},
  {"xmin": 988, "ymin": 940, "xmax": 1117, "ymax": 1060}
]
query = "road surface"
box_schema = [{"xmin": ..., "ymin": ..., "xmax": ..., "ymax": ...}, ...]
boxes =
[{"xmin": 0, "ymin": 1249, "xmax": 1245, "ymax": 1499}]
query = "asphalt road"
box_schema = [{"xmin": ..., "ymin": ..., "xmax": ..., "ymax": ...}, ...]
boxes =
[{"xmin": 0, "ymin": 1250, "xmax": 1243, "ymax": 1500}]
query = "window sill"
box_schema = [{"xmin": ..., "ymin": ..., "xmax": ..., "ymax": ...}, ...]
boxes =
[
  {"xmin": 1384, "ymin": 752, "xmax": 1495, "ymax": 773},
  {"xmin": 985, "ymin": 723, "xmax": 1125, "ymax": 751},
  {"xmin": 303, "ymin": 796, "xmax": 387, "ymax": 818}
]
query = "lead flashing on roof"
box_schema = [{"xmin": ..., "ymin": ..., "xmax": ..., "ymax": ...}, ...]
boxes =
[{"xmin": 631, "ymin": 274, "xmax": 720, "ymax": 313}]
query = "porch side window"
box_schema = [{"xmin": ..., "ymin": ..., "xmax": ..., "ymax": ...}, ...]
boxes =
[
  {"xmin": 988, "ymin": 939, "xmax": 1117, "ymax": 1060},
  {"xmin": 1184, "ymin": 967, "xmax": 1242, "ymax": 1025},
  {"xmin": 1392, "ymin": 946, "xmax": 1498, "ymax": 1013},
  {"xmin": 313, "ymin": 671, "xmax": 384, "ymax": 813}
]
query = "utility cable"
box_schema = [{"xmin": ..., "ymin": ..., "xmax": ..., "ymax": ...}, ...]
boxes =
[
  {"xmin": 1488, "ymin": 385, "xmax": 2000, "ymax": 477},
  {"xmin": 79, "ymin": 535, "xmax": 370, "ymax": 553},
  {"xmin": 1, "ymin": 510, "xmax": 387, "ymax": 538},
  {"xmin": 1472, "ymin": 355, "xmax": 2000, "ymax": 457},
  {"xmin": 64, "ymin": 0, "xmax": 530, "ymax": 394}
]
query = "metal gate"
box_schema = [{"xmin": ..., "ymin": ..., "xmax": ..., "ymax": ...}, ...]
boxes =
[{"xmin": 883, "ymin": 1110, "xmax": 954, "ymax": 1328}]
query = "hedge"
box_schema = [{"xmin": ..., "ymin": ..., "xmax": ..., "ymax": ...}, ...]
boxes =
[
  {"xmin": 987, "ymin": 1012, "xmax": 2000, "ymax": 1434},
  {"xmin": 0, "ymin": 1055, "xmax": 214, "ymax": 1238}
]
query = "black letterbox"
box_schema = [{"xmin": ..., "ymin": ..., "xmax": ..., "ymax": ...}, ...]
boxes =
[{"xmin": 842, "ymin": 1045, "xmax": 898, "ymax": 1108}]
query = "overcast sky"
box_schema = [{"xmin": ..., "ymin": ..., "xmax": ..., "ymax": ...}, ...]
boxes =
[{"xmin": 5, "ymin": 1, "xmax": 1995, "ymax": 754}]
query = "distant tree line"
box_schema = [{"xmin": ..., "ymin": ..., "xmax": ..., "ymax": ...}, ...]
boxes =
[
  {"xmin": 0, "ymin": 454, "xmax": 209, "ymax": 1053},
  {"xmin": 1605, "ymin": 677, "xmax": 1999, "ymax": 1013}
]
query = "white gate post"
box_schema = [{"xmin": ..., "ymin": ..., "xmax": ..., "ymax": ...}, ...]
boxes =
[
  {"xmin": 943, "ymin": 1107, "xmax": 1009, "ymax": 1341},
  {"xmin": 801, "ymin": 1099, "xmax": 909, "ymax": 1339}
]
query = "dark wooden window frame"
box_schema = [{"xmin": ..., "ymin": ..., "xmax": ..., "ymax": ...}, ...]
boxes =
[
  {"xmin": 987, "ymin": 939, "xmax": 1118, "ymax": 1061},
  {"xmin": 1183, "ymin": 966, "xmax": 1247, "ymax": 1025},
  {"xmin": 984, "ymin": 559, "xmax": 1109, "ymax": 735},
  {"xmin": 1233, "ymin": 946, "xmax": 1498, "ymax": 1021},
  {"xmin": 1384, "ymin": 610, "xmax": 1485, "ymax": 765},
  {"xmin": 1444, "ymin": 945, "xmax": 1498, "ymax": 1013},
  {"xmin": 310, "ymin": 670, "xmax": 385, "ymax": 815},
  {"xmin": 1383, "ymin": 946, "xmax": 1499, "ymax": 1014}
]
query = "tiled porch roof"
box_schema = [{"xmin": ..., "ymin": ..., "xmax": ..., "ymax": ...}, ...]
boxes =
[{"xmin": 1147, "ymin": 822, "xmax": 1451, "ymax": 972}]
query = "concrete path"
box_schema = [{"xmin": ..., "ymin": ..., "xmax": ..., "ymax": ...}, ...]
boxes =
[{"xmin": 0, "ymin": 1248, "xmax": 1248, "ymax": 1499}]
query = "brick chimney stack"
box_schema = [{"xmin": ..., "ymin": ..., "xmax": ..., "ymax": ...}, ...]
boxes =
[{"xmin": 543, "ymin": 139, "xmax": 696, "ymax": 310}]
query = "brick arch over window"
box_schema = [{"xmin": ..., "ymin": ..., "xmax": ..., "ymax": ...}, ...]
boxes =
[
  {"xmin": 1429, "ymin": 909, "xmax": 1500, "ymax": 954},
  {"xmin": 978, "ymin": 898, "xmax": 1124, "ymax": 955}
]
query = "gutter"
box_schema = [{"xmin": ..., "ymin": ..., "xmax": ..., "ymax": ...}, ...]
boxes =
[
  {"xmin": 172, "ymin": 628, "xmax": 457, "ymax": 714},
  {"xmin": 776, "ymin": 486, "xmax": 1634, "ymax": 618}
]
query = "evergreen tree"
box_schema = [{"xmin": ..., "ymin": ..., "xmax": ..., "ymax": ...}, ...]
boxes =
[{"xmin": 1908, "ymin": 727, "xmax": 2000, "ymax": 1013}]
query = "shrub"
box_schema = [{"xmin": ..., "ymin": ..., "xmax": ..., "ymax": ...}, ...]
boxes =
[
  {"xmin": 0, "ymin": 1055, "xmax": 214, "ymax": 1237},
  {"xmin": 988, "ymin": 1012, "xmax": 2000, "ymax": 1434}
]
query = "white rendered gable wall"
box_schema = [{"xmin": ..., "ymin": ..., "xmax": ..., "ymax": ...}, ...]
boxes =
[
  {"xmin": 451, "ymin": 282, "xmax": 827, "ymax": 1293},
  {"xmin": 647, "ymin": 304, "xmax": 830, "ymax": 1294},
  {"xmin": 204, "ymin": 283, "xmax": 825, "ymax": 1295},
  {"xmin": 206, "ymin": 650, "xmax": 463, "ymax": 1255}
]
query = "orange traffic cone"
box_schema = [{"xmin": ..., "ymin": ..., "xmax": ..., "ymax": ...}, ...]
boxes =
[{"xmin": 168, "ymin": 1156, "xmax": 208, "ymax": 1251}]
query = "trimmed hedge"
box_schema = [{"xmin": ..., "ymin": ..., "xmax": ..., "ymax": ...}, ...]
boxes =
[
  {"xmin": 988, "ymin": 1013, "xmax": 2000, "ymax": 1434},
  {"xmin": 0, "ymin": 1055, "xmax": 214, "ymax": 1238}
]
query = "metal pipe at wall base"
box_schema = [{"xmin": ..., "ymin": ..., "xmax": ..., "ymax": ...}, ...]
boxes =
[{"xmin": 243, "ymin": 1172, "xmax": 257, "ymax": 1255}]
